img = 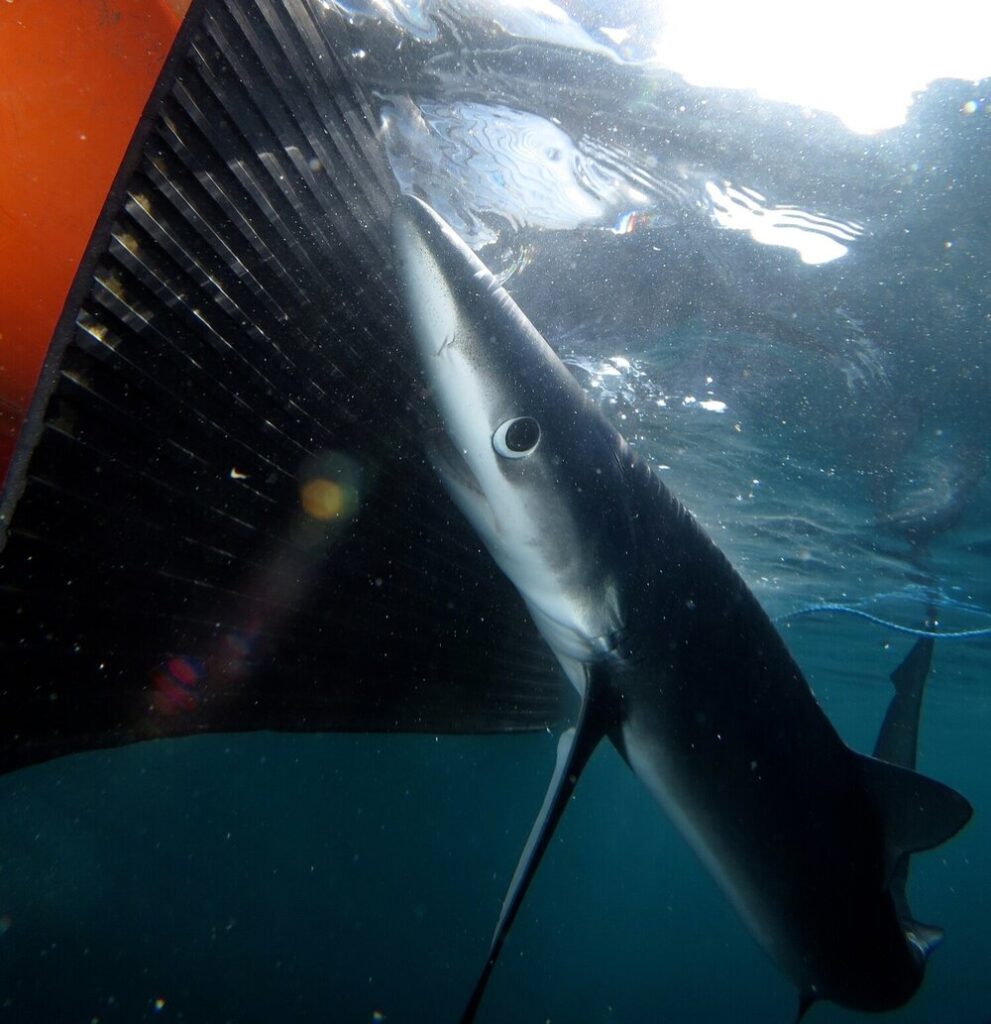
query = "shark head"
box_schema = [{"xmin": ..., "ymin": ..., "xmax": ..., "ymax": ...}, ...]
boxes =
[{"xmin": 393, "ymin": 195, "xmax": 632, "ymax": 668}]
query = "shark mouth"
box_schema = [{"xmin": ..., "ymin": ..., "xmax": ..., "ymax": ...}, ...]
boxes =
[{"xmin": 423, "ymin": 426, "xmax": 486, "ymax": 500}]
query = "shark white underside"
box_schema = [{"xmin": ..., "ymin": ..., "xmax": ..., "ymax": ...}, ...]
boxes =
[{"xmin": 392, "ymin": 194, "xmax": 972, "ymax": 1023}]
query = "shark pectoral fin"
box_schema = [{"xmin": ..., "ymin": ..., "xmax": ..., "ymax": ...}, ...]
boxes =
[
  {"xmin": 903, "ymin": 918, "xmax": 944, "ymax": 961},
  {"xmin": 872, "ymin": 636, "xmax": 933, "ymax": 769},
  {"xmin": 855, "ymin": 753, "xmax": 972, "ymax": 875},
  {"xmin": 460, "ymin": 667, "xmax": 615, "ymax": 1024}
]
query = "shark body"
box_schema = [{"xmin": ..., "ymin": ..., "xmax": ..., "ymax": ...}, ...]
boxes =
[{"xmin": 392, "ymin": 195, "xmax": 971, "ymax": 1021}]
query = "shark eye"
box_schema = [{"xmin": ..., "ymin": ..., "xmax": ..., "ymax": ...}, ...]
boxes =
[{"xmin": 492, "ymin": 417, "xmax": 541, "ymax": 459}]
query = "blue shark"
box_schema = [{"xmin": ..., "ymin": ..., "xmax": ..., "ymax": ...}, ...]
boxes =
[{"xmin": 392, "ymin": 194, "xmax": 972, "ymax": 1022}]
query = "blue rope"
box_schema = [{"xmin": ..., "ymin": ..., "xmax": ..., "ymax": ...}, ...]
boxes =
[{"xmin": 777, "ymin": 603, "xmax": 991, "ymax": 640}]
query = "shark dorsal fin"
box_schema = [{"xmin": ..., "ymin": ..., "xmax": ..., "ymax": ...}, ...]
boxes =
[
  {"xmin": 855, "ymin": 753, "xmax": 972, "ymax": 878},
  {"xmin": 460, "ymin": 665, "xmax": 616, "ymax": 1023}
]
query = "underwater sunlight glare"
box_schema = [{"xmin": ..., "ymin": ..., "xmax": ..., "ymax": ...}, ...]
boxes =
[{"xmin": 651, "ymin": 0, "xmax": 991, "ymax": 133}]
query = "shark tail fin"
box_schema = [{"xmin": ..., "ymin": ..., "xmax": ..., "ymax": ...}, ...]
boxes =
[
  {"xmin": 873, "ymin": 636, "xmax": 934, "ymax": 769},
  {"xmin": 862, "ymin": 636, "xmax": 970, "ymax": 966},
  {"xmin": 889, "ymin": 636, "xmax": 935, "ymax": 701},
  {"xmin": 460, "ymin": 667, "xmax": 616, "ymax": 1024}
]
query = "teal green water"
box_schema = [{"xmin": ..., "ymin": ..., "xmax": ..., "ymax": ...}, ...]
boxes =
[
  {"xmin": 1, "ymin": 612, "xmax": 988, "ymax": 1022},
  {"xmin": 2, "ymin": 2, "xmax": 989, "ymax": 1020}
]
